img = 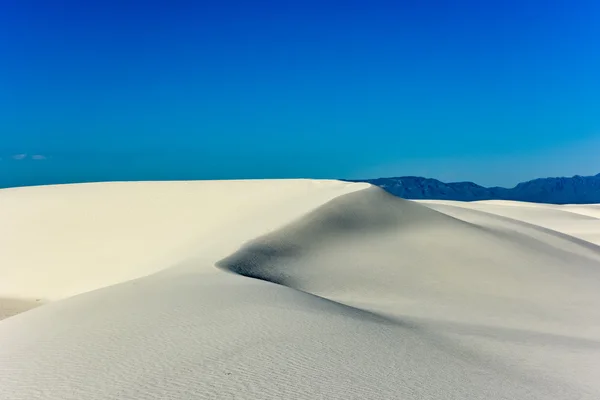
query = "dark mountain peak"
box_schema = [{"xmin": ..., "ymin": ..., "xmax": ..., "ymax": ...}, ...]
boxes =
[{"xmin": 447, "ymin": 181, "xmax": 486, "ymax": 189}]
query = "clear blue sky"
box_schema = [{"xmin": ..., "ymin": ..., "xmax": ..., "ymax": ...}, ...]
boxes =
[{"xmin": 1, "ymin": 0, "xmax": 599, "ymax": 186}]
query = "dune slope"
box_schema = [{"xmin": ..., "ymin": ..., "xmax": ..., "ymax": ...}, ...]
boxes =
[
  {"xmin": 1, "ymin": 181, "xmax": 600, "ymax": 399},
  {"xmin": 0, "ymin": 180, "xmax": 368, "ymax": 304}
]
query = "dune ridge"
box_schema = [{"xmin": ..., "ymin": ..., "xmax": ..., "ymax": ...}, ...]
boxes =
[{"xmin": 1, "ymin": 180, "xmax": 600, "ymax": 399}]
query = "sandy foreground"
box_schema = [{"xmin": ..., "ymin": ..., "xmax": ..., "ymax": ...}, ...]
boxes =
[{"xmin": 1, "ymin": 180, "xmax": 600, "ymax": 399}]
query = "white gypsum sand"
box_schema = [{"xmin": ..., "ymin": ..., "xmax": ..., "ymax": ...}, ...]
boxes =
[{"xmin": 1, "ymin": 180, "xmax": 599, "ymax": 399}]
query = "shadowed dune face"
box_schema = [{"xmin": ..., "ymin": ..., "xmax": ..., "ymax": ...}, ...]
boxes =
[
  {"xmin": 2, "ymin": 181, "xmax": 600, "ymax": 399},
  {"xmin": 218, "ymin": 187, "xmax": 600, "ymax": 322},
  {"xmin": 216, "ymin": 188, "xmax": 452, "ymax": 285}
]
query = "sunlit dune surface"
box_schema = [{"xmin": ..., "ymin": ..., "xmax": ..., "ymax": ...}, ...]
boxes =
[{"xmin": 1, "ymin": 180, "xmax": 600, "ymax": 399}]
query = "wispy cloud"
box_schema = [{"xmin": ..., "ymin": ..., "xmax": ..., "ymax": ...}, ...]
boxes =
[{"xmin": 8, "ymin": 154, "xmax": 48, "ymax": 161}]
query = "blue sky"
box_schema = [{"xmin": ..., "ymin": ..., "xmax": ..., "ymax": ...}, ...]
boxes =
[{"xmin": 1, "ymin": 0, "xmax": 600, "ymax": 186}]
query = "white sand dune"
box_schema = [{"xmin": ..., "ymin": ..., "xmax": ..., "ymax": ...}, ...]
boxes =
[
  {"xmin": 420, "ymin": 199, "xmax": 600, "ymax": 246},
  {"xmin": 1, "ymin": 180, "xmax": 600, "ymax": 399}
]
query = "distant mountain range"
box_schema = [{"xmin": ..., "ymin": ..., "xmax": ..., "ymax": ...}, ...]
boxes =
[{"xmin": 349, "ymin": 173, "xmax": 600, "ymax": 204}]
